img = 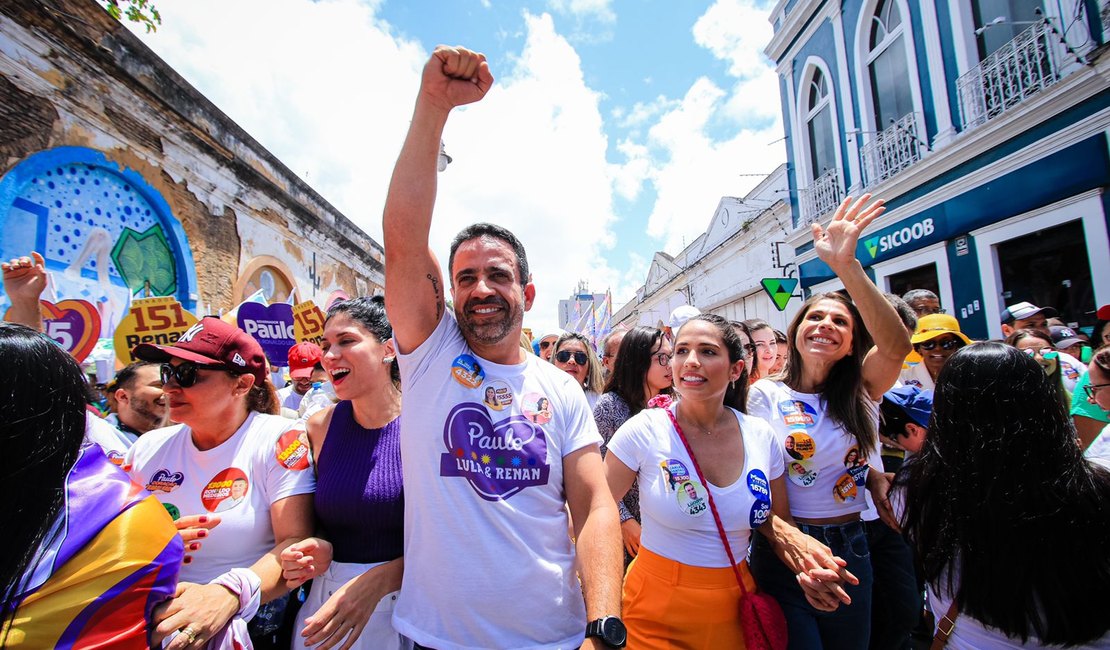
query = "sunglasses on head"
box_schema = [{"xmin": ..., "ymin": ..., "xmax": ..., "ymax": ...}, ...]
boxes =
[
  {"xmin": 917, "ymin": 338, "xmax": 963, "ymax": 351},
  {"xmin": 1022, "ymin": 348, "xmax": 1058, "ymax": 360},
  {"xmin": 160, "ymin": 361, "xmax": 229, "ymax": 388},
  {"xmin": 555, "ymin": 350, "xmax": 589, "ymax": 365}
]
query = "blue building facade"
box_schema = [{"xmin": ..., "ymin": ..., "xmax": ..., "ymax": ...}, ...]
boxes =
[{"xmin": 766, "ymin": 0, "xmax": 1110, "ymax": 339}]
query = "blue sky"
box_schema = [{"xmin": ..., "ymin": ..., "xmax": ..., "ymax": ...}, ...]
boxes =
[{"xmin": 130, "ymin": 0, "xmax": 784, "ymax": 332}]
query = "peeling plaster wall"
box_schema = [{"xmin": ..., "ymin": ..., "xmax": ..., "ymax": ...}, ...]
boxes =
[{"xmin": 0, "ymin": 0, "xmax": 383, "ymax": 315}]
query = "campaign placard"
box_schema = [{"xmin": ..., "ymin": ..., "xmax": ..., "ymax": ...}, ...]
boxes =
[
  {"xmin": 292, "ymin": 300, "xmax": 326, "ymax": 346},
  {"xmin": 4, "ymin": 298, "xmax": 102, "ymax": 362},
  {"xmin": 237, "ymin": 302, "xmax": 295, "ymax": 365},
  {"xmin": 113, "ymin": 296, "xmax": 198, "ymax": 364}
]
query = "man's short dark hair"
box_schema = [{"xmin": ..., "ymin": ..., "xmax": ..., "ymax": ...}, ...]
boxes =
[
  {"xmin": 448, "ymin": 223, "xmax": 530, "ymax": 287},
  {"xmin": 884, "ymin": 293, "xmax": 918, "ymax": 332},
  {"xmin": 111, "ymin": 361, "xmax": 158, "ymax": 393}
]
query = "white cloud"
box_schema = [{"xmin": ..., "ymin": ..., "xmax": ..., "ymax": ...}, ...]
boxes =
[
  {"xmin": 130, "ymin": 2, "xmax": 626, "ymax": 334},
  {"xmin": 548, "ymin": 0, "xmax": 616, "ymax": 23},
  {"xmin": 612, "ymin": 0, "xmax": 785, "ymax": 257}
]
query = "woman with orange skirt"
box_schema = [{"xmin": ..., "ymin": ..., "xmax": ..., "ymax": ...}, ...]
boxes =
[{"xmin": 605, "ymin": 314, "xmax": 857, "ymax": 648}]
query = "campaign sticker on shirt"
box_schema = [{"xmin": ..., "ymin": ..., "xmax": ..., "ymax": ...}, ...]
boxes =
[
  {"xmin": 145, "ymin": 468, "xmax": 185, "ymax": 493},
  {"xmin": 451, "ymin": 354, "xmax": 485, "ymax": 389},
  {"xmin": 521, "ymin": 392, "xmax": 552, "ymax": 425},
  {"xmin": 676, "ymin": 480, "xmax": 709, "ymax": 517},
  {"xmin": 660, "ymin": 458, "xmax": 692, "ymax": 493},
  {"xmin": 275, "ymin": 428, "xmax": 311, "ymax": 471},
  {"xmin": 833, "ymin": 473, "xmax": 858, "ymax": 502},
  {"xmin": 163, "ymin": 503, "xmax": 181, "ymax": 521},
  {"xmin": 749, "ymin": 499, "xmax": 771, "ymax": 528},
  {"xmin": 439, "ymin": 402, "xmax": 551, "ymax": 501},
  {"xmin": 482, "ymin": 381, "xmax": 514, "ymax": 412},
  {"xmin": 786, "ymin": 460, "xmax": 818, "ymax": 487},
  {"xmin": 747, "ymin": 469, "xmax": 771, "ymax": 501},
  {"xmin": 784, "ymin": 432, "xmax": 816, "ymax": 461},
  {"xmin": 201, "ymin": 468, "xmax": 251, "ymax": 513},
  {"xmin": 778, "ymin": 399, "xmax": 818, "ymax": 429},
  {"xmin": 106, "ymin": 449, "xmax": 125, "ymax": 466}
]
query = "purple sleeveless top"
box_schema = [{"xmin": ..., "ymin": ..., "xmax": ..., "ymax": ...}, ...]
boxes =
[{"xmin": 315, "ymin": 400, "xmax": 404, "ymax": 564}]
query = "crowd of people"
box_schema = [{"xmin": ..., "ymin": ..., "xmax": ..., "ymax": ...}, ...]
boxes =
[{"xmin": 2, "ymin": 45, "xmax": 1110, "ymax": 650}]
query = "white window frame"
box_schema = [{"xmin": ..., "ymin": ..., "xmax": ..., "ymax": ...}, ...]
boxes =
[
  {"xmin": 796, "ymin": 58, "xmax": 845, "ymax": 185},
  {"xmin": 972, "ymin": 190, "xmax": 1110, "ymax": 339},
  {"xmin": 871, "ymin": 241, "xmax": 955, "ymax": 316},
  {"xmin": 854, "ymin": 0, "xmax": 928, "ymax": 152}
]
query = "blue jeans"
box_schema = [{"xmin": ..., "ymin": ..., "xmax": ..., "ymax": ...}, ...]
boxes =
[
  {"xmin": 866, "ymin": 520, "xmax": 921, "ymax": 649},
  {"xmin": 749, "ymin": 522, "xmax": 873, "ymax": 650}
]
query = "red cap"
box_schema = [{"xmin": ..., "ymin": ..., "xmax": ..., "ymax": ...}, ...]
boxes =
[
  {"xmin": 1098, "ymin": 305, "xmax": 1110, "ymax": 321},
  {"xmin": 133, "ymin": 317, "xmax": 268, "ymax": 386},
  {"xmin": 287, "ymin": 342, "xmax": 323, "ymax": 379}
]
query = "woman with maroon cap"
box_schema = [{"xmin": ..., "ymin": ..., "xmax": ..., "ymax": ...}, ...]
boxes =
[{"xmin": 123, "ymin": 317, "xmax": 315, "ymax": 650}]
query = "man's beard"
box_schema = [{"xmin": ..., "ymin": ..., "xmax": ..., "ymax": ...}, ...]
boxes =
[
  {"xmin": 126, "ymin": 397, "xmax": 167, "ymax": 433},
  {"xmin": 457, "ymin": 296, "xmax": 522, "ymax": 347}
]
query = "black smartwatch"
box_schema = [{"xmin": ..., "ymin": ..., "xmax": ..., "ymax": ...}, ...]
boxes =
[{"xmin": 585, "ymin": 616, "xmax": 627, "ymax": 648}]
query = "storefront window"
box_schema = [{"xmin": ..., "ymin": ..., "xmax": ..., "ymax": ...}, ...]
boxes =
[
  {"xmin": 887, "ymin": 263, "xmax": 940, "ymax": 303},
  {"xmin": 996, "ymin": 220, "xmax": 1095, "ymax": 329}
]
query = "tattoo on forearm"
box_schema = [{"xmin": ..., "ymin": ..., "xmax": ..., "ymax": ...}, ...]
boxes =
[{"xmin": 428, "ymin": 273, "xmax": 443, "ymax": 319}]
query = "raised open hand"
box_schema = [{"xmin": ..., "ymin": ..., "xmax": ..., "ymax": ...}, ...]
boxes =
[
  {"xmin": 420, "ymin": 45, "xmax": 494, "ymax": 113},
  {"xmin": 811, "ymin": 194, "xmax": 885, "ymax": 271}
]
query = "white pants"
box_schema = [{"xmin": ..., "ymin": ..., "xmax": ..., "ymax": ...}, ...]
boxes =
[{"xmin": 291, "ymin": 559, "xmax": 411, "ymax": 650}]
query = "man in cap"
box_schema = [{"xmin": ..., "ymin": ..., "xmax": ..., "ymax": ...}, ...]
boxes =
[
  {"xmin": 382, "ymin": 46, "xmax": 623, "ymax": 650},
  {"xmin": 1050, "ymin": 325, "xmax": 1089, "ymax": 362},
  {"xmin": 277, "ymin": 342, "xmax": 326, "ymax": 412},
  {"xmin": 533, "ymin": 329, "xmax": 562, "ymax": 362},
  {"xmin": 1000, "ymin": 301, "xmax": 1056, "ymax": 338},
  {"xmin": 663, "ymin": 304, "xmax": 700, "ymax": 342},
  {"xmin": 880, "ymin": 386, "xmax": 933, "ymax": 455}
]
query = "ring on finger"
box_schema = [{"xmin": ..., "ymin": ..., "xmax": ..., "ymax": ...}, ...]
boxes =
[{"xmin": 181, "ymin": 625, "xmax": 199, "ymax": 644}]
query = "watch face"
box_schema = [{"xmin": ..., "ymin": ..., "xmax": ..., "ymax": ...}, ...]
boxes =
[{"xmin": 602, "ymin": 617, "xmax": 627, "ymax": 645}]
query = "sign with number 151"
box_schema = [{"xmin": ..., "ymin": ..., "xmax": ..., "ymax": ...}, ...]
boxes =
[
  {"xmin": 292, "ymin": 300, "xmax": 325, "ymax": 346},
  {"xmin": 114, "ymin": 296, "xmax": 199, "ymax": 364}
]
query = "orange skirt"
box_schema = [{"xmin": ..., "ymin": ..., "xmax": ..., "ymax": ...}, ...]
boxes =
[{"xmin": 623, "ymin": 546, "xmax": 757, "ymax": 649}]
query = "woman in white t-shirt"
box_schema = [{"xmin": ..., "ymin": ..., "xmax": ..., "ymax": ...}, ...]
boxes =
[
  {"xmin": 896, "ymin": 342, "xmax": 1110, "ymax": 648},
  {"xmin": 124, "ymin": 317, "xmax": 315, "ymax": 650},
  {"xmin": 746, "ymin": 195, "xmax": 912, "ymax": 650},
  {"xmin": 605, "ymin": 314, "xmax": 858, "ymax": 649}
]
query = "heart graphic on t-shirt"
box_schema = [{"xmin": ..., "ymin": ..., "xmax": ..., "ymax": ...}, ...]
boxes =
[
  {"xmin": 145, "ymin": 468, "xmax": 185, "ymax": 493},
  {"xmin": 439, "ymin": 402, "xmax": 550, "ymax": 501}
]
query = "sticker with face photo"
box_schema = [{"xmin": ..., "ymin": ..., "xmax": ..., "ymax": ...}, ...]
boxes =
[{"xmin": 201, "ymin": 468, "xmax": 250, "ymax": 513}]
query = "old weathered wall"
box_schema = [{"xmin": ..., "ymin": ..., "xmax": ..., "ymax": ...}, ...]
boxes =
[{"xmin": 0, "ymin": 0, "xmax": 383, "ymax": 336}]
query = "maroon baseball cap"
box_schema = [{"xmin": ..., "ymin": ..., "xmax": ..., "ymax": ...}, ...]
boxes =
[
  {"xmin": 133, "ymin": 317, "xmax": 268, "ymax": 386},
  {"xmin": 287, "ymin": 342, "xmax": 323, "ymax": 379}
]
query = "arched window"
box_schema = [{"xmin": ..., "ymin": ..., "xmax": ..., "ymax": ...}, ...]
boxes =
[
  {"xmin": 805, "ymin": 69, "xmax": 836, "ymax": 181},
  {"xmin": 867, "ymin": 0, "xmax": 914, "ymax": 130}
]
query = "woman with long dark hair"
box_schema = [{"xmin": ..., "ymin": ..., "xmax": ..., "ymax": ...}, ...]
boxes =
[
  {"xmin": 744, "ymin": 318, "xmax": 779, "ymax": 383},
  {"xmin": 125, "ymin": 317, "xmax": 315, "ymax": 649},
  {"xmin": 746, "ymin": 195, "xmax": 912, "ymax": 649},
  {"xmin": 897, "ymin": 342, "xmax": 1110, "ymax": 647},
  {"xmin": 279, "ymin": 296, "xmax": 408, "ymax": 650},
  {"xmin": 605, "ymin": 314, "xmax": 856, "ymax": 648},
  {"xmin": 593, "ymin": 326, "xmax": 673, "ymax": 561},
  {"xmin": 0, "ymin": 323, "xmax": 182, "ymax": 646}
]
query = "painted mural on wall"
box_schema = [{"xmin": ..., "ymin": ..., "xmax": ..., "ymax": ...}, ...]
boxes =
[{"xmin": 0, "ymin": 147, "xmax": 197, "ymax": 338}]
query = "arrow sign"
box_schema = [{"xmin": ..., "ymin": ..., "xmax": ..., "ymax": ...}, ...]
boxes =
[{"xmin": 760, "ymin": 278, "xmax": 799, "ymax": 312}]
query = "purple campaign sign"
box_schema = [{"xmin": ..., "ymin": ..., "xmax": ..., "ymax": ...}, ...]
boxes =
[
  {"xmin": 237, "ymin": 302, "xmax": 296, "ymax": 366},
  {"xmin": 440, "ymin": 402, "xmax": 550, "ymax": 501}
]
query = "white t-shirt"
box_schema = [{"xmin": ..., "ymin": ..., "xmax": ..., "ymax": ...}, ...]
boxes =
[
  {"xmin": 747, "ymin": 380, "xmax": 880, "ymax": 519},
  {"xmin": 1084, "ymin": 424, "xmax": 1110, "ymax": 470},
  {"xmin": 1059, "ymin": 352, "xmax": 1085, "ymax": 394},
  {"xmin": 84, "ymin": 411, "xmax": 133, "ymax": 466},
  {"xmin": 607, "ymin": 406, "xmax": 783, "ymax": 567},
  {"xmin": 393, "ymin": 313, "xmax": 602, "ymax": 650},
  {"xmin": 124, "ymin": 411, "xmax": 315, "ymax": 583},
  {"xmin": 899, "ymin": 362, "xmax": 934, "ymax": 390},
  {"xmin": 928, "ymin": 582, "xmax": 1110, "ymax": 649},
  {"xmin": 277, "ymin": 385, "xmax": 305, "ymax": 412}
]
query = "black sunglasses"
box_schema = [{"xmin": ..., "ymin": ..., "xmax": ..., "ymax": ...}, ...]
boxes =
[
  {"xmin": 160, "ymin": 361, "xmax": 229, "ymax": 388},
  {"xmin": 917, "ymin": 338, "xmax": 963, "ymax": 351},
  {"xmin": 539, "ymin": 340, "xmax": 554, "ymax": 349},
  {"xmin": 555, "ymin": 350, "xmax": 589, "ymax": 365}
]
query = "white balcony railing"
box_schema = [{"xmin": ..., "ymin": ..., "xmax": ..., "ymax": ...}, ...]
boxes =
[
  {"xmin": 956, "ymin": 21, "xmax": 1061, "ymax": 130},
  {"xmin": 799, "ymin": 167, "xmax": 842, "ymax": 227},
  {"xmin": 861, "ymin": 113, "xmax": 925, "ymax": 187}
]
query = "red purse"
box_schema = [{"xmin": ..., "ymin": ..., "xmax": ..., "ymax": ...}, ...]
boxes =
[{"xmin": 665, "ymin": 407, "xmax": 789, "ymax": 650}]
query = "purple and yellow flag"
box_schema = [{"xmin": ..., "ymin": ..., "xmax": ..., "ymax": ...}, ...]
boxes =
[{"xmin": 3, "ymin": 444, "xmax": 182, "ymax": 648}]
